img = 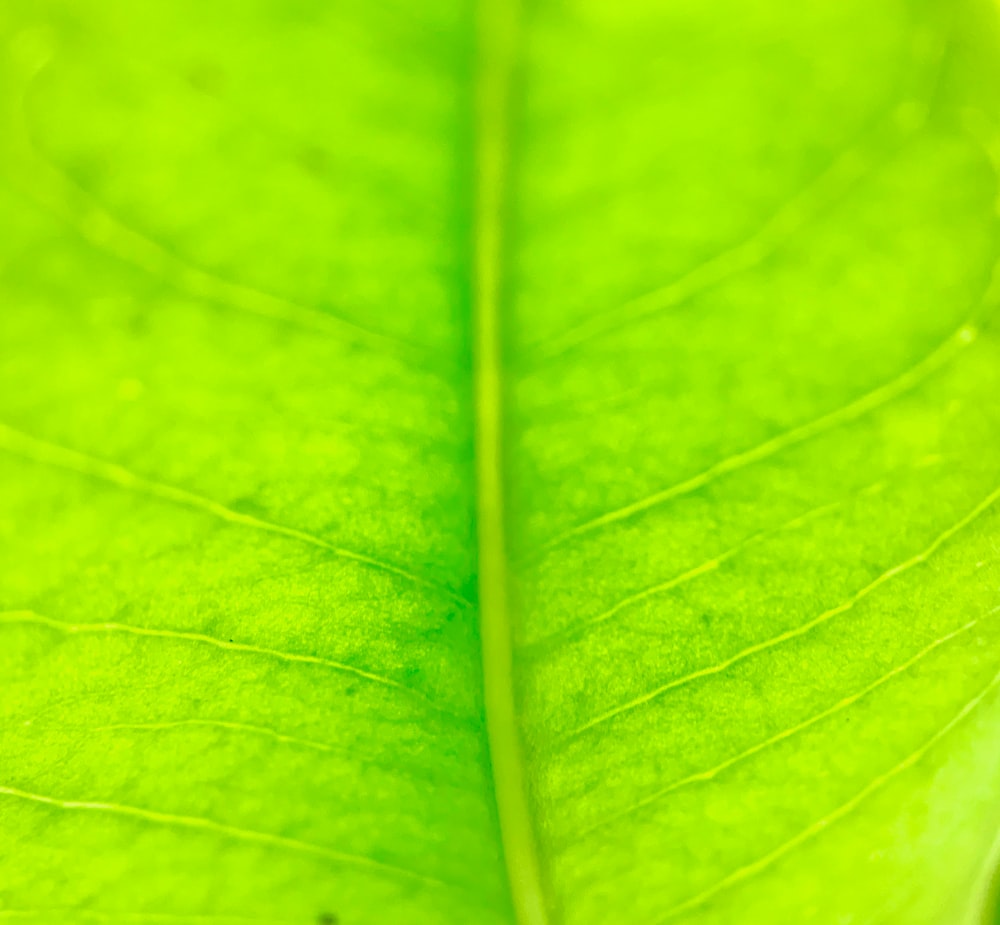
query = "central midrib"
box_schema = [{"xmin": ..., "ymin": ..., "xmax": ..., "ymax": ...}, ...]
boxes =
[{"xmin": 471, "ymin": 0, "xmax": 550, "ymax": 923}]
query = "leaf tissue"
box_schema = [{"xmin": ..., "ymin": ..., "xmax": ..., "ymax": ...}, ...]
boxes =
[{"xmin": 1, "ymin": 0, "xmax": 1000, "ymax": 923}]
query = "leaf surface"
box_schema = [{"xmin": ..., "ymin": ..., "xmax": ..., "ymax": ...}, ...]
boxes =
[{"xmin": 1, "ymin": 1, "xmax": 1000, "ymax": 924}]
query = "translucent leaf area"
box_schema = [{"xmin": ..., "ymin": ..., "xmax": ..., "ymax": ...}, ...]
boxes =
[{"xmin": 1, "ymin": 1, "xmax": 999, "ymax": 924}]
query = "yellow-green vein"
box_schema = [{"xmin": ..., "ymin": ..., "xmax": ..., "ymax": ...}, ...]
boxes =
[{"xmin": 473, "ymin": 0, "xmax": 549, "ymax": 923}]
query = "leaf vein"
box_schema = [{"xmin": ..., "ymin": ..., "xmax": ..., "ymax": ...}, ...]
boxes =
[
  {"xmin": 0, "ymin": 609, "xmax": 425, "ymax": 701},
  {"xmin": 564, "ymin": 481, "xmax": 1000, "ymax": 740},
  {"xmin": 523, "ymin": 475, "xmax": 894, "ymax": 651},
  {"xmin": 0, "ymin": 421, "xmax": 470, "ymax": 607},
  {"xmin": 5, "ymin": 54, "xmax": 427, "ymax": 359},
  {"xmin": 574, "ymin": 607, "xmax": 997, "ymax": 842},
  {"xmin": 532, "ymin": 316, "xmax": 984, "ymax": 557},
  {"xmin": 653, "ymin": 658, "xmax": 1000, "ymax": 921},
  {"xmin": 0, "ymin": 784, "xmax": 447, "ymax": 888}
]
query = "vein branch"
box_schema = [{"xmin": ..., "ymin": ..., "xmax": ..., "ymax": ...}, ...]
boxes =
[
  {"xmin": 0, "ymin": 420, "xmax": 469, "ymax": 608},
  {"xmin": 533, "ymin": 316, "xmax": 983, "ymax": 557},
  {"xmin": 0, "ymin": 609, "xmax": 425, "ymax": 701},
  {"xmin": 5, "ymin": 51, "xmax": 424, "ymax": 358},
  {"xmin": 0, "ymin": 784, "xmax": 446, "ymax": 887},
  {"xmin": 575, "ymin": 607, "xmax": 997, "ymax": 842},
  {"xmin": 654, "ymin": 659, "xmax": 1000, "ymax": 922},
  {"xmin": 565, "ymin": 481, "xmax": 1000, "ymax": 740}
]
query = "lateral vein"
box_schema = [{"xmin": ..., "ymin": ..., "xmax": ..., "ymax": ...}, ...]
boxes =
[
  {"xmin": 0, "ymin": 421, "xmax": 470, "ymax": 608},
  {"xmin": 527, "ymin": 25, "xmax": 950, "ymax": 364},
  {"xmin": 654, "ymin": 659, "xmax": 1000, "ymax": 922},
  {"xmin": 533, "ymin": 315, "xmax": 985, "ymax": 557},
  {"xmin": 0, "ymin": 609, "xmax": 422, "ymax": 700},
  {"xmin": 575, "ymin": 608, "xmax": 996, "ymax": 841},
  {"xmin": 565, "ymin": 481, "xmax": 1000, "ymax": 740},
  {"xmin": 0, "ymin": 784, "xmax": 446, "ymax": 887},
  {"xmin": 6, "ymin": 52, "xmax": 423, "ymax": 358}
]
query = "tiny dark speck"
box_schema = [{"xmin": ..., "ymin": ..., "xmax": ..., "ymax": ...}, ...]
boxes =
[{"xmin": 316, "ymin": 914, "xmax": 338, "ymax": 925}]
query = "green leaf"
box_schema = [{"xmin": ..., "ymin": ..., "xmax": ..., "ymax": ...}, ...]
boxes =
[{"xmin": 1, "ymin": 0, "xmax": 999, "ymax": 924}]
